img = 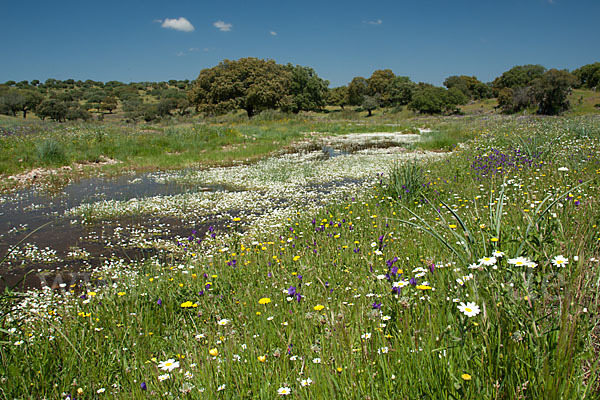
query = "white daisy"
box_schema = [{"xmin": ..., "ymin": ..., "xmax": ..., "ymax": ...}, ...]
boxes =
[
  {"xmin": 158, "ymin": 373, "xmax": 170, "ymax": 382},
  {"xmin": 300, "ymin": 378, "xmax": 313, "ymax": 387},
  {"xmin": 551, "ymin": 255, "xmax": 568, "ymax": 267},
  {"xmin": 277, "ymin": 387, "xmax": 291, "ymax": 395},
  {"xmin": 478, "ymin": 256, "xmax": 497, "ymax": 266},
  {"xmin": 457, "ymin": 302, "xmax": 481, "ymax": 317},
  {"xmin": 508, "ymin": 257, "xmax": 530, "ymax": 267},
  {"xmin": 158, "ymin": 359, "xmax": 179, "ymax": 372}
]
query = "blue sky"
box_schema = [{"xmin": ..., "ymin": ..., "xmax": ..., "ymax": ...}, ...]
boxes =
[{"xmin": 2, "ymin": 0, "xmax": 598, "ymax": 87}]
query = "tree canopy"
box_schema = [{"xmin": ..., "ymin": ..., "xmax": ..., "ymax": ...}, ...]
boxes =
[{"xmin": 187, "ymin": 58, "xmax": 292, "ymax": 118}]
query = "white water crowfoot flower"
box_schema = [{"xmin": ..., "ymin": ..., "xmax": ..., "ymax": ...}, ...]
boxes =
[
  {"xmin": 458, "ymin": 302, "xmax": 481, "ymax": 317},
  {"xmin": 552, "ymin": 255, "xmax": 568, "ymax": 267},
  {"xmin": 158, "ymin": 359, "xmax": 180, "ymax": 371}
]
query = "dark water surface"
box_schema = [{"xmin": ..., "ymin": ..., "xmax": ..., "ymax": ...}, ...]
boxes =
[{"xmin": 0, "ymin": 172, "xmax": 229, "ymax": 289}]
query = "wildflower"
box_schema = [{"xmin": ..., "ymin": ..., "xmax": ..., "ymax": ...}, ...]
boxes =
[
  {"xmin": 478, "ymin": 256, "xmax": 497, "ymax": 266},
  {"xmin": 158, "ymin": 359, "xmax": 180, "ymax": 372},
  {"xmin": 140, "ymin": 382, "xmax": 147, "ymax": 391},
  {"xmin": 158, "ymin": 374, "xmax": 170, "ymax": 382},
  {"xmin": 300, "ymin": 378, "xmax": 313, "ymax": 387},
  {"xmin": 313, "ymin": 305, "xmax": 324, "ymax": 311},
  {"xmin": 180, "ymin": 301, "xmax": 197, "ymax": 308},
  {"xmin": 461, "ymin": 373, "xmax": 472, "ymax": 381},
  {"xmin": 277, "ymin": 387, "xmax": 291, "ymax": 395},
  {"xmin": 87, "ymin": 291, "xmax": 97, "ymax": 297},
  {"xmin": 259, "ymin": 297, "xmax": 271, "ymax": 305},
  {"xmin": 458, "ymin": 302, "xmax": 481, "ymax": 317},
  {"xmin": 526, "ymin": 261, "xmax": 537, "ymax": 268},
  {"xmin": 393, "ymin": 281, "xmax": 408, "ymax": 289},
  {"xmin": 97, "ymin": 388, "xmax": 106, "ymax": 394},
  {"xmin": 378, "ymin": 346, "xmax": 390, "ymax": 354},
  {"xmin": 217, "ymin": 384, "xmax": 226, "ymax": 391},
  {"xmin": 258, "ymin": 355, "xmax": 266, "ymax": 362},
  {"xmin": 312, "ymin": 358, "xmax": 321, "ymax": 364},
  {"xmin": 508, "ymin": 257, "xmax": 530, "ymax": 267},
  {"xmin": 361, "ymin": 332, "xmax": 372, "ymax": 339},
  {"xmin": 490, "ymin": 237, "xmax": 499, "ymax": 242},
  {"xmin": 492, "ymin": 250, "xmax": 504, "ymax": 257},
  {"xmin": 552, "ymin": 255, "xmax": 568, "ymax": 267},
  {"xmin": 416, "ymin": 285, "xmax": 432, "ymax": 290},
  {"xmin": 209, "ymin": 348, "xmax": 219, "ymax": 357},
  {"xmin": 217, "ymin": 319, "xmax": 230, "ymax": 326}
]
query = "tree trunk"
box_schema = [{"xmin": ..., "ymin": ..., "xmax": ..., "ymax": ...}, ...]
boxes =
[
  {"xmin": 246, "ymin": 107, "xmax": 254, "ymax": 118},
  {"xmin": 367, "ymin": 109, "xmax": 372, "ymax": 117},
  {"xmin": 23, "ymin": 108, "xmax": 27, "ymax": 119}
]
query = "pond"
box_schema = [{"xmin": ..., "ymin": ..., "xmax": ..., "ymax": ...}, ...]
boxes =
[{"xmin": 0, "ymin": 131, "xmax": 441, "ymax": 290}]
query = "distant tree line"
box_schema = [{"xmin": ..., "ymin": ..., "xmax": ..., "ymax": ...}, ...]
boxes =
[
  {"xmin": 0, "ymin": 78, "xmax": 192, "ymax": 122},
  {"xmin": 1, "ymin": 61, "xmax": 598, "ymax": 121}
]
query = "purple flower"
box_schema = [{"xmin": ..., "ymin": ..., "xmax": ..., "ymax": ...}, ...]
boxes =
[
  {"xmin": 198, "ymin": 290, "xmax": 204, "ymax": 296},
  {"xmin": 372, "ymin": 302, "xmax": 382, "ymax": 310},
  {"xmin": 288, "ymin": 286, "xmax": 297, "ymax": 297},
  {"xmin": 429, "ymin": 263, "xmax": 436, "ymax": 273},
  {"xmin": 157, "ymin": 299, "xmax": 162, "ymax": 306},
  {"xmin": 409, "ymin": 277, "xmax": 417, "ymax": 286},
  {"xmin": 140, "ymin": 382, "xmax": 147, "ymax": 391}
]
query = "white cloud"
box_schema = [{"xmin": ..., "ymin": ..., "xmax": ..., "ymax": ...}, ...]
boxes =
[
  {"xmin": 161, "ymin": 17, "xmax": 195, "ymax": 32},
  {"xmin": 213, "ymin": 20, "xmax": 233, "ymax": 32},
  {"xmin": 365, "ymin": 19, "xmax": 383, "ymax": 25},
  {"xmin": 270, "ymin": 31, "xmax": 277, "ymax": 36}
]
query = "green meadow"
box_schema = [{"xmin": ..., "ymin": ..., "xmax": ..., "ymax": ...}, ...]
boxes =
[{"xmin": 1, "ymin": 113, "xmax": 599, "ymax": 398}]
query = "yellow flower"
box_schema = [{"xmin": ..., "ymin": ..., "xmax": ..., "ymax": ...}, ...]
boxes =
[
  {"xmin": 293, "ymin": 256, "xmax": 300, "ymax": 261},
  {"xmin": 461, "ymin": 373, "xmax": 472, "ymax": 381},
  {"xmin": 258, "ymin": 297, "xmax": 271, "ymax": 305},
  {"xmin": 449, "ymin": 224, "xmax": 457, "ymax": 229},
  {"xmin": 336, "ymin": 367, "xmax": 343, "ymax": 373},
  {"xmin": 117, "ymin": 292, "xmax": 125, "ymax": 296},
  {"xmin": 87, "ymin": 291, "xmax": 97, "ymax": 297},
  {"xmin": 209, "ymin": 348, "xmax": 219, "ymax": 357},
  {"xmin": 313, "ymin": 305, "xmax": 325, "ymax": 311},
  {"xmin": 232, "ymin": 217, "xmax": 241, "ymax": 222},
  {"xmin": 416, "ymin": 285, "xmax": 432, "ymax": 290},
  {"xmin": 257, "ymin": 355, "xmax": 266, "ymax": 362},
  {"xmin": 490, "ymin": 237, "xmax": 499, "ymax": 242},
  {"xmin": 181, "ymin": 301, "xmax": 197, "ymax": 308}
]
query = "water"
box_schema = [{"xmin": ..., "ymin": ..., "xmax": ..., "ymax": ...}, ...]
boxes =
[{"xmin": 0, "ymin": 172, "xmax": 230, "ymax": 289}]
